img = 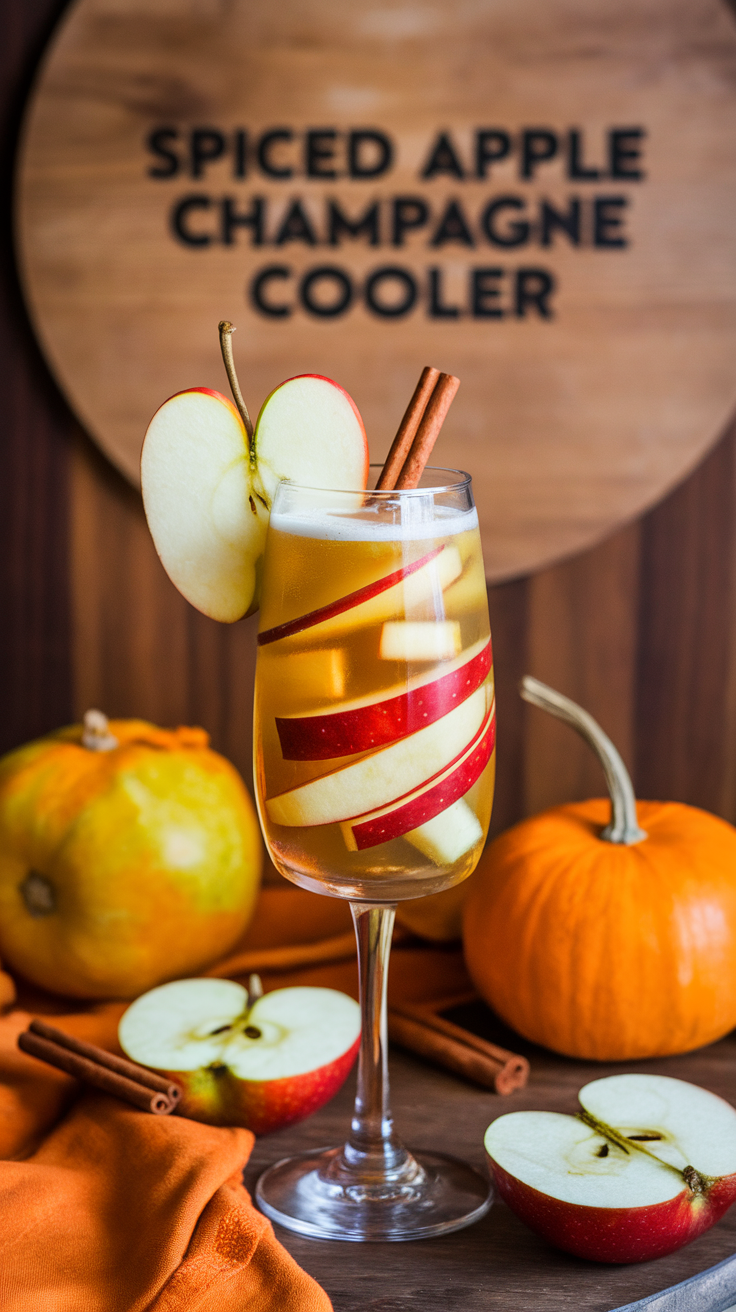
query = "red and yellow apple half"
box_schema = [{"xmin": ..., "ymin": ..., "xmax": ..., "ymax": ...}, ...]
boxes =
[
  {"xmin": 119, "ymin": 977, "xmax": 361, "ymax": 1134},
  {"xmin": 141, "ymin": 375, "xmax": 369, "ymax": 622},
  {"xmin": 485, "ymin": 1073, "xmax": 736, "ymax": 1263}
]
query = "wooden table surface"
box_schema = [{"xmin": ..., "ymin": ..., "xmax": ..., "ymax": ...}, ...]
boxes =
[{"xmin": 244, "ymin": 1019, "xmax": 736, "ymax": 1312}]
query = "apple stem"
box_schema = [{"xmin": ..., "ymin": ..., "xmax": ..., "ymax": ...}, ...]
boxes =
[
  {"xmin": 683, "ymin": 1165, "xmax": 707, "ymax": 1195},
  {"xmin": 577, "ymin": 1109, "xmax": 685, "ymax": 1183},
  {"xmin": 246, "ymin": 973, "xmax": 263, "ymax": 1012},
  {"xmin": 520, "ymin": 677, "xmax": 647, "ymax": 845},
  {"xmin": 81, "ymin": 709, "xmax": 119, "ymax": 752},
  {"xmin": 218, "ymin": 321, "xmax": 254, "ymax": 451}
]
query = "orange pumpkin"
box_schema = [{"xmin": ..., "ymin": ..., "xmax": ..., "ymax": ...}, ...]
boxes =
[
  {"xmin": 0, "ymin": 711, "xmax": 262, "ymax": 999},
  {"xmin": 463, "ymin": 678, "xmax": 736, "ymax": 1061}
]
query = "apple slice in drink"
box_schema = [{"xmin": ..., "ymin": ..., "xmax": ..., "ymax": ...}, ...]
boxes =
[
  {"xmin": 276, "ymin": 637, "xmax": 492, "ymax": 761},
  {"xmin": 405, "ymin": 798, "xmax": 483, "ymax": 864},
  {"xmin": 258, "ymin": 544, "xmax": 462, "ymax": 647},
  {"xmin": 485, "ymin": 1073, "xmax": 736, "ymax": 1263},
  {"xmin": 379, "ymin": 621, "xmax": 462, "ymax": 662},
  {"xmin": 265, "ymin": 684, "xmax": 490, "ymax": 829},
  {"xmin": 119, "ymin": 977, "xmax": 361, "ymax": 1135},
  {"xmin": 340, "ymin": 700, "xmax": 495, "ymax": 852},
  {"xmin": 441, "ymin": 554, "xmax": 489, "ymax": 616},
  {"xmin": 141, "ymin": 373, "xmax": 368, "ymax": 623}
]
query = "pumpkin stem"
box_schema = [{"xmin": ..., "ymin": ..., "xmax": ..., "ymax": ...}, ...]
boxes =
[
  {"xmin": 520, "ymin": 676, "xmax": 647, "ymax": 845},
  {"xmin": 218, "ymin": 321, "xmax": 254, "ymax": 451},
  {"xmin": 81, "ymin": 710, "xmax": 119, "ymax": 752}
]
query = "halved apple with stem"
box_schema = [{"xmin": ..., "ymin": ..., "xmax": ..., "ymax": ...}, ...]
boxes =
[
  {"xmin": 141, "ymin": 324, "xmax": 369, "ymax": 622},
  {"xmin": 119, "ymin": 975, "xmax": 361, "ymax": 1135},
  {"xmin": 485, "ymin": 1073, "xmax": 736, "ymax": 1263}
]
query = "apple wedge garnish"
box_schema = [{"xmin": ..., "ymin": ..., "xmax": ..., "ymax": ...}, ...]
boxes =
[
  {"xmin": 340, "ymin": 699, "xmax": 495, "ymax": 852},
  {"xmin": 275, "ymin": 637, "xmax": 492, "ymax": 761},
  {"xmin": 257, "ymin": 543, "xmax": 462, "ymax": 647},
  {"xmin": 265, "ymin": 683, "xmax": 491, "ymax": 829},
  {"xmin": 119, "ymin": 976, "xmax": 360, "ymax": 1135},
  {"xmin": 141, "ymin": 323, "xmax": 368, "ymax": 623},
  {"xmin": 485, "ymin": 1073, "xmax": 736, "ymax": 1263}
]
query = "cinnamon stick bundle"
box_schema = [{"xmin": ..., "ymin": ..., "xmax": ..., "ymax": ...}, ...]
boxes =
[
  {"xmin": 375, "ymin": 366, "xmax": 440, "ymax": 491},
  {"xmin": 377, "ymin": 367, "xmax": 460, "ymax": 492},
  {"xmin": 18, "ymin": 1019, "xmax": 181, "ymax": 1115},
  {"xmin": 388, "ymin": 1002, "xmax": 529, "ymax": 1096}
]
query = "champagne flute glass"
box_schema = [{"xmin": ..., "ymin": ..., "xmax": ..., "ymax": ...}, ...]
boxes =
[{"xmin": 253, "ymin": 466, "xmax": 495, "ymax": 1241}]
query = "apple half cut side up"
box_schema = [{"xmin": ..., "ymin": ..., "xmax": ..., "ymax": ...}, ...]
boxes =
[
  {"xmin": 485, "ymin": 1073, "xmax": 736, "ymax": 1263},
  {"xmin": 265, "ymin": 683, "xmax": 491, "ymax": 829},
  {"xmin": 119, "ymin": 977, "xmax": 361, "ymax": 1136},
  {"xmin": 340, "ymin": 701, "xmax": 495, "ymax": 853},
  {"xmin": 141, "ymin": 367, "xmax": 369, "ymax": 624},
  {"xmin": 276, "ymin": 636, "xmax": 492, "ymax": 761}
]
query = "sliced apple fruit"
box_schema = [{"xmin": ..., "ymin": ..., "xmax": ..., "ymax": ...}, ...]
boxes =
[
  {"xmin": 404, "ymin": 798, "xmax": 484, "ymax": 865},
  {"xmin": 379, "ymin": 621, "xmax": 462, "ymax": 662},
  {"xmin": 119, "ymin": 976, "xmax": 361, "ymax": 1135},
  {"xmin": 266, "ymin": 683, "xmax": 490, "ymax": 829},
  {"xmin": 258, "ymin": 544, "xmax": 462, "ymax": 647},
  {"xmin": 141, "ymin": 369, "xmax": 369, "ymax": 624},
  {"xmin": 340, "ymin": 700, "xmax": 495, "ymax": 852},
  {"xmin": 276, "ymin": 637, "xmax": 492, "ymax": 761},
  {"xmin": 141, "ymin": 388, "xmax": 264, "ymax": 624},
  {"xmin": 485, "ymin": 1073, "xmax": 736, "ymax": 1263}
]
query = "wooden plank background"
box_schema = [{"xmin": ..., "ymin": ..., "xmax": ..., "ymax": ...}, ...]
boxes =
[{"xmin": 3, "ymin": 0, "xmax": 736, "ymax": 849}]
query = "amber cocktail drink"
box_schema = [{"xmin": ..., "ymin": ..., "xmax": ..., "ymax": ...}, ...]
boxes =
[{"xmin": 254, "ymin": 468, "xmax": 495, "ymax": 1241}]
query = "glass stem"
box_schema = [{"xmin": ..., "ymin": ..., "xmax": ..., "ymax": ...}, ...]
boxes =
[{"xmin": 342, "ymin": 902, "xmax": 414, "ymax": 1180}]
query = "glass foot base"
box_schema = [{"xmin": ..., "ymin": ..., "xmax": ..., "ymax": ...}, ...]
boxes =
[{"xmin": 255, "ymin": 1146, "xmax": 493, "ymax": 1242}]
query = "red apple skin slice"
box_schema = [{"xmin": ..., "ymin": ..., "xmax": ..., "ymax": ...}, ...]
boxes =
[
  {"xmin": 276, "ymin": 637, "xmax": 492, "ymax": 760},
  {"xmin": 265, "ymin": 683, "xmax": 490, "ymax": 828},
  {"xmin": 488, "ymin": 1157, "xmax": 736, "ymax": 1263},
  {"xmin": 345, "ymin": 704, "xmax": 495, "ymax": 851},
  {"xmin": 160, "ymin": 1035, "xmax": 360, "ymax": 1136},
  {"xmin": 258, "ymin": 545, "xmax": 445, "ymax": 647}
]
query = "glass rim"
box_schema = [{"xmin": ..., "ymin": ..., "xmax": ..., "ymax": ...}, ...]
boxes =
[{"xmin": 275, "ymin": 464, "xmax": 472, "ymax": 498}]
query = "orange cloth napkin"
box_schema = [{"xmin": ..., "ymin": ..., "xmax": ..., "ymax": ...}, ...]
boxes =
[{"xmin": 0, "ymin": 884, "xmax": 471, "ymax": 1311}]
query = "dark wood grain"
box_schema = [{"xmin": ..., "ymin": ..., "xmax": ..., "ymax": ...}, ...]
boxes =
[
  {"xmin": 0, "ymin": 0, "xmax": 75, "ymax": 754},
  {"xmin": 244, "ymin": 1035, "xmax": 736, "ymax": 1312},
  {"xmin": 636, "ymin": 418, "xmax": 736, "ymax": 813}
]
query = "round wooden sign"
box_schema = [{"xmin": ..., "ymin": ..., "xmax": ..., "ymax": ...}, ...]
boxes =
[{"xmin": 16, "ymin": 0, "xmax": 736, "ymax": 581}]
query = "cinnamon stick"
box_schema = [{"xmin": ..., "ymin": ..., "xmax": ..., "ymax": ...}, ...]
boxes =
[
  {"xmin": 375, "ymin": 366, "xmax": 440, "ymax": 491},
  {"xmin": 395, "ymin": 372, "xmax": 460, "ymax": 490},
  {"xmin": 388, "ymin": 1003, "xmax": 529, "ymax": 1095},
  {"xmin": 18, "ymin": 1021, "xmax": 180, "ymax": 1114},
  {"xmin": 29, "ymin": 1019, "xmax": 180, "ymax": 1101}
]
